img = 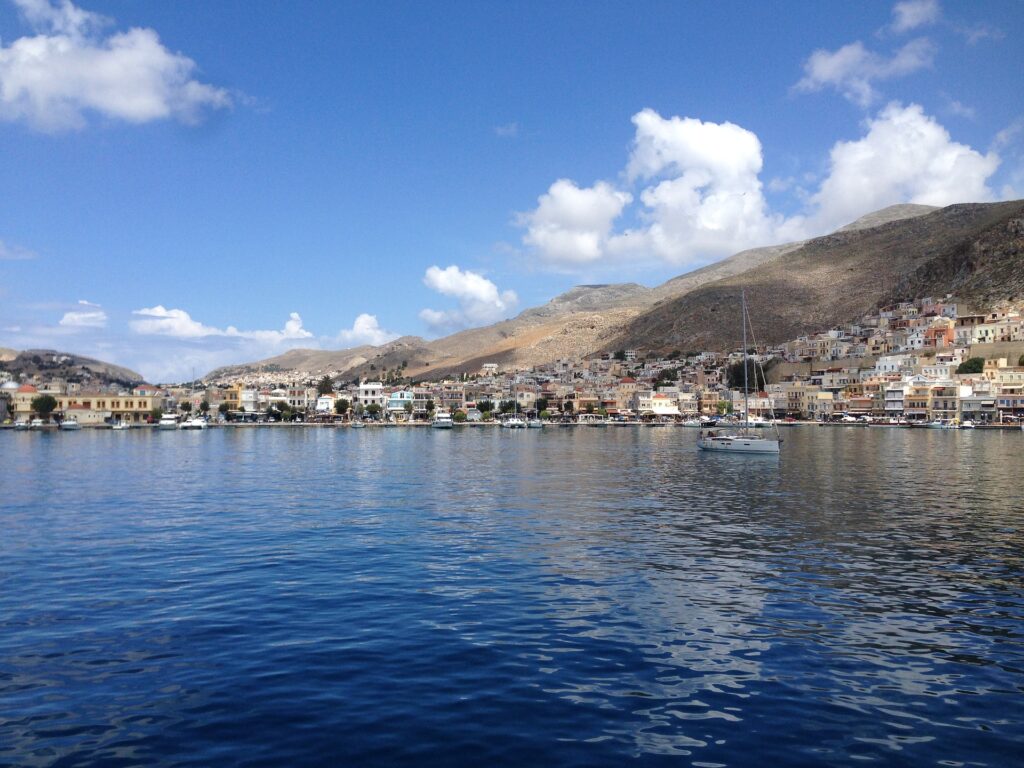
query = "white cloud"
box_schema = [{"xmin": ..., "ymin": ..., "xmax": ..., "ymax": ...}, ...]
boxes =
[
  {"xmin": 519, "ymin": 179, "xmax": 632, "ymax": 265},
  {"xmin": 809, "ymin": 103, "xmax": 999, "ymax": 231},
  {"xmin": 793, "ymin": 38, "xmax": 935, "ymax": 107},
  {"xmin": 890, "ymin": 0, "xmax": 941, "ymax": 33},
  {"xmin": 944, "ymin": 96, "xmax": 975, "ymax": 119},
  {"xmin": 494, "ymin": 122, "xmax": 519, "ymax": 138},
  {"xmin": 130, "ymin": 305, "xmax": 314, "ymax": 344},
  {"xmin": 0, "ymin": 239, "xmax": 37, "ymax": 260},
  {"xmin": 335, "ymin": 313, "xmax": 399, "ymax": 347},
  {"xmin": 59, "ymin": 299, "xmax": 106, "ymax": 327},
  {"xmin": 419, "ymin": 265, "xmax": 518, "ymax": 333},
  {"xmin": 517, "ymin": 104, "xmax": 1003, "ymax": 272},
  {"xmin": 0, "ymin": 0, "xmax": 231, "ymax": 132}
]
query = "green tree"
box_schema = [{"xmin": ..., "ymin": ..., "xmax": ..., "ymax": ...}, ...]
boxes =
[
  {"xmin": 956, "ymin": 357, "xmax": 985, "ymax": 374},
  {"xmin": 726, "ymin": 359, "xmax": 770, "ymax": 391},
  {"xmin": 200, "ymin": 400, "xmax": 210, "ymax": 414},
  {"xmin": 613, "ymin": 350, "xmax": 626, "ymax": 361},
  {"xmin": 335, "ymin": 398, "xmax": 350, "ymax": 415},
  {"xmin": 585, "ymin": 403, "xmax": 595, "ymax": 414},
  {"xmin": 535, "ymin": 397, "xmax": 549, "ymax": 413},
  {"xmin": 539, "ymin": 409, "xmax": 550, "ymax": 420},
  {"xmin": 597, "ymin": 407, "xmax": 608, "ymax": 417},
  {"xmin": 150, "ymin": 407, "xmax": 164, "ymax": 422},
  {"xmin": 425, "ymin": 399, "xmax": 435, "ymax": 414},
  {"xmin": 403, "ymin": 401, "xmax": 413, "ymax": 416},
  {"xmin": 366, "ymin": 403, "xmax": 381, "ymax": 418},
  {"xmin": 1018, "ymin": 354, "xmax": 1024, "ymax": 367},
  {"xmin": 499, "ymin": 399, "xmax": 515, "ymax": 414},
  {"xmin": 31, "ymin": 394, "xmax": 58, "ymax": 421},
  {"xmin": 453, "ymin": 410, "xmax": 467, "ymax": 423},
  {"xmin": 218, "ymin": 402, "xmax": 229, "ymax": 415},
  {"xmin": 317, "ymin": 375, "xmax": 334, "ymax": 395},
  {"xmin": 180, "ymin": 401, "xmax": 192, "ymax": 413},
  {"xmin": 476, "ymin": 399, "xmax": 493, "ymax": 414}
]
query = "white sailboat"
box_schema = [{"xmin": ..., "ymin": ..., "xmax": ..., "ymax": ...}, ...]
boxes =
[
  {"xmin": 432, "ymin": 409, "xmax": 454, "ymax": 429},
  {"xmin": 697, "ymin": 291, "xmax": 781, "ymax": 454}
]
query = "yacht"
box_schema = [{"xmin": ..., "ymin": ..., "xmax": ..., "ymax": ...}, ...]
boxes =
[
  {"xmin": 59, "ymin": 417, "xmax": 81, "ymax": 430},
  {"xmin": 432, "ymin": 410, "xmax": 454, "ymax": 429},
  {"xmin": 14, "ymin": 419, "xmax": 29, "ymax": 431},
  {"xmin": 29, "ymin": 418, "xmax": 45, "ymax": 430},
  {"xmin": 697, "ymin": 291, "xmax": 781, "ymax": 454},
  {"xmin": 502, "ymin": 415, "xmax": 527, "ymax": 428},
  {"xmin": 527, "ymin": 418, "xmax": 544, "ymax": 429},
  {"xmin": 179, "ymin": 416, "xmax": 208, "ymax": 430},
  {"xmin": 112, "ymin": 421, "xmax": 131, "ymax": 430},
  {"xmin": 158, "ymin": 413, "xmax": 179, "ymax": 430}
]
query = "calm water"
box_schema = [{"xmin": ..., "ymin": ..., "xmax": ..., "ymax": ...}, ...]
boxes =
[{"xmin": 1, "ymin": 425, "xmax": 1022, "ymax": 767}]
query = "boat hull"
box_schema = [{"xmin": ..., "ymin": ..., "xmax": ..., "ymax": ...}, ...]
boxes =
[{"xmin": 697, "ymin": 436, "xmax": 780, "ymax": 453}]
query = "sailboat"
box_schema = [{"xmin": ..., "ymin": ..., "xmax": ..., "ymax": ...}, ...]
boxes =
[{"xmin": 697, "ymin": 290, "xmax": 781, "ymax": 454}]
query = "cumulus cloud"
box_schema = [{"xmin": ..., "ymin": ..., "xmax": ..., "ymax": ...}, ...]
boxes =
[
  {"xmin": 335, "ymin": 313, "xmax": 399, "ymax": 347},
  {"xmin": 59, "ymin": 299, "xmax": 107, "ymax": 327},
  {"xmin": 0, "ymin": 0, "xmax": 231, "ymax": 132},
  {"xmin": 130, "ymin": 306, "xmax": 313, "ymax": 343},
  {"xmin": 0, "ymin": 239, "xmax": 37, "ymax": 260},
  {"xmin": 519, "ymin": 179, "xmax": 632, "ymax": 265},
  {"xmin": 890, "ymin": 0, "xmax": 941, "ymax": 33},
  {"xmin": 419, "ymin": 265, "xmax": 518, "ymax": 333},
  {"xmin": 517, "ymin": 104, "xmax": 1003, "ymax": 272},
  {"xmin": 809, "ymin": 103, "xmax": 999, "ymax": 231},
  {"xmin": 793, "ymin": 38, "xmax": 935, "ymax": 107}
]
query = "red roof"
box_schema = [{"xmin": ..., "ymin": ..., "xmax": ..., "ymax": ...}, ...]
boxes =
[
  {"xmin": 620, "ymin": 377, "xmax": 636, "ymax": 384},
  {"xmin": 17, "ymin": 384, "xmax": 37, "ymax": 393}
]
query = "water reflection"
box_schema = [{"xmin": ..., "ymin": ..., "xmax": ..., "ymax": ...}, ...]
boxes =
[{"xmin": 1, "ymin": 426, "xmax": 1022, "ymax": 766}]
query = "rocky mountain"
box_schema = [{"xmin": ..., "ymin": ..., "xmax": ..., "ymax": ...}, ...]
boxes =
[
  {"xmin": 605, "ymin": 200, "xmax": 1024, "ymax": 355},
  {"xmin": 202, "ymin": 200, "xmax": 998, "ymax": 382},
  {"xmin": 0, "ymin": 349, "xmax": 146, "ymax": 386},
  {"xmin": 0, "ymin": 347, "xmax": 17, "ymax": 363}
]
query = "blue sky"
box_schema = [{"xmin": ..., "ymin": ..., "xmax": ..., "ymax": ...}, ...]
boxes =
[{"xmin": 1, "ymin": 0, "xmax": 1021, "ymax": 381}]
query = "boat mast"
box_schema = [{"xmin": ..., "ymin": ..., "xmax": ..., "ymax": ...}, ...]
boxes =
[{"xmin": 742, "ymin": 290, "xmax": 749, "ymax": 432}]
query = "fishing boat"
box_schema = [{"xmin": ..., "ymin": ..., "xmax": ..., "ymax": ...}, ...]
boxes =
[{"xmin": 697, "ymin": 291, "xmax": 781, "ymax": 454}]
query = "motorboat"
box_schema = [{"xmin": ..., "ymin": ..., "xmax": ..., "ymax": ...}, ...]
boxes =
[
  {"xmin": 432, "ymin": 410, "xmax": 454, "ymax": 429},
  {"xmin": 527, "ymin": 418, "xmax": 544, "ymax": 429},
  {"xmin": 59, "ymin": 418, "xmax": 81, "ymax": 430},
  {"xmin": 112, "ymin": 422, "xmax": 131, "ymax": 430},
  {"xmin": 959, "ymin": 420, "xmax": 976, "ymax": 429},
  {"xmin": 29, "ymin": 418, "xmax": 45, "ymax": 430},
  {"xmin": 502, "ymin": 415, "xmax": 527, "ymax": 429},
  {"xmin": 179, "ymin": 416, "xmax": 208, "ymax": 430},
  {"xmin": 158, "ymin": 413, "xmax": 179, "ymax": 430},
  {"xmin": 14, "ymin": 419, "xmax": 29, "ymax": 430},
  {"xmin": 350, "ymin": 420, "xmax": 366, "ymax": 429}
]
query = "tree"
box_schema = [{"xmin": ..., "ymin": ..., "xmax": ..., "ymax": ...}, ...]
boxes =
[
  {"xmin": 317, "ymin": 375, "xmax": 334, "ymax": 395},
  {"xmin": 539, "ymin": 409, "xmax": 551, "ymax": 420},
  {"xmin": 453, "ymin": 410, "xmax": 467, "ymax": 423},
  {"xmin": 585, "ymin": 403, "xmax": 595, "ymax": 414},
  {"xmin": 956, "ymin": 357, "xmax": 985, "ymax": 374},
  {"xmin": 476, "ymin": 399, "xmax": 493, "ymax": 414},
  {"xmin": 613, "ymin": 350, "xmax": 626, "ymax": 361},
  {"xmin": 218, "ymin": 402, "xmax": 229, "ymax": 415},
  {"xmin": 1018, "ymin": 354, "xmax": 1024, "ymax": 367},
  {"xmin": 535, "ymin": 397, "xmax": 549, "ymax": 413},
  {"xmin": 499, "ymin": 399, "xmax": 515, "ymax": 414},
  {"xmin": 366, "ymin": 403, "xmax": 381, "ymax": 418},
  {"xmin": 335, "ymin": 398, "xmax": 350, "ymax": 415},
  {"xmin": 425, "ymin": 399, "xmax": 435, "ymax": 414},
  {"xmin": 31, "ymin": 394, "xmax": 58, "ymax": 421},
  {"xmin": 403, "ymin": 401, "xmax": 413, "ymax": 415},
  {"xmin": 597, "ymin": 407, "xmax": 608, "ymax": 417},
  {"xmin": 726, "ymin": 359, "xmax": 770, "ymax": 391},
  {"xmin": 150, "ymin": 407, "xmax": 164, "ymax": 422},
  {"xmin": 180, "ymin": 401, "xmax": 192, "ymax": 413},
  {"xmin": 200, "ymin": 400, "xmax": 210, "ymax": 414}
]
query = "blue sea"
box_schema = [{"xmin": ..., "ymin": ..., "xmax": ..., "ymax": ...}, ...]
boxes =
[{"xmin": 2, "ymin": 425, "xmax": 1023, "ymax": 767}]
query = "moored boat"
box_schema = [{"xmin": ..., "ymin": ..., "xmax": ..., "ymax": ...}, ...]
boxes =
[
  {"xmin": 158, "ymin": 414, "xmax": 179, "ymax": 430},
  {"xmin": 432, "ymin": 410, "xmax": 454, "ymax": 429},
  {"xmin": 59, "ymin": 417, "xmax": 81, "ymax": 430}
]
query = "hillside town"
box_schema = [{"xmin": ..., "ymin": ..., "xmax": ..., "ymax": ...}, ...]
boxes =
[{"xmin": 3, "ymin": 295, "xmax": 1024, "ymax": 427}]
